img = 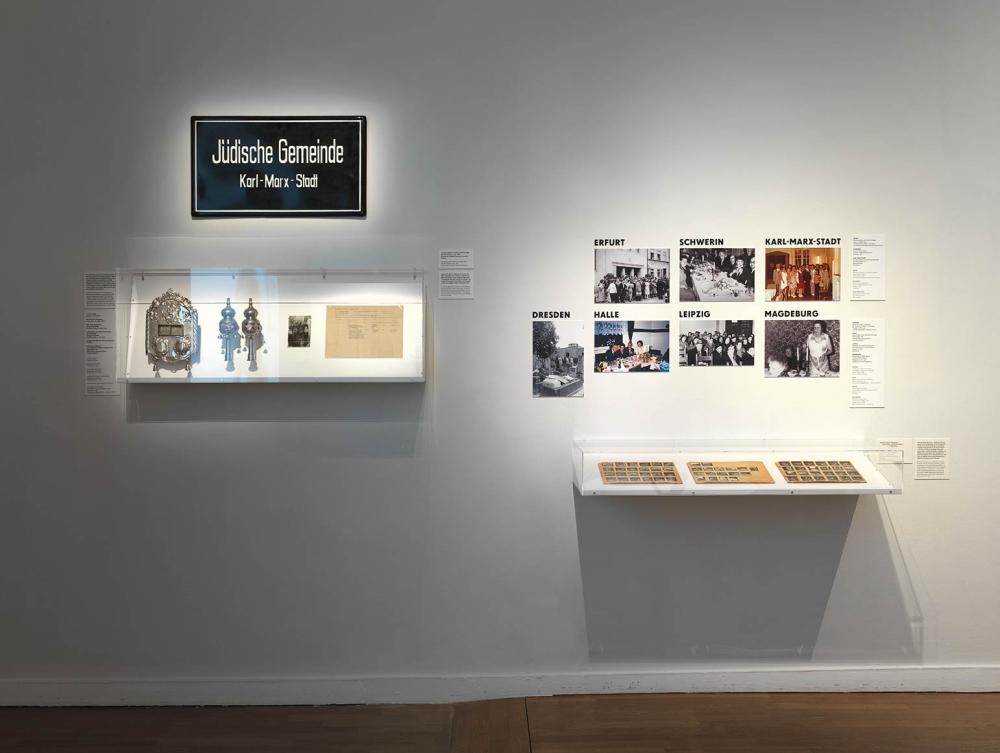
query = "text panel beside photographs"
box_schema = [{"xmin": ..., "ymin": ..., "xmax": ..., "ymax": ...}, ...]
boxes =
[
  {"xmin": 680, "ymin": 320, "xmax": 755, "ymax": 367},
  {"xmin": 594, "ymin": 321, "xmax": 670, "ymax": 373},
  {"xmin": 765, "ymin": 245, "xmax": 841, "ymax": 301},
  {"xmin": 594, "ymin": 248, "xmax": 670, "ymax": 303},
  {"xmin": 765, "ymin": 320, "xmax": 840, "ymax": 378},
  {"xmin": 680, "ymin": 248, "xmax": 755, "ymax": 302},
  {"xmin": 533, "ymin": 319, "xmax": 586, "ymax": 397}
]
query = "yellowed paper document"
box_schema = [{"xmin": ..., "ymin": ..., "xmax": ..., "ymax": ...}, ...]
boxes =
[{"xmin": 325, "ymin": 305, "xmax": 404, "ymax": 358}]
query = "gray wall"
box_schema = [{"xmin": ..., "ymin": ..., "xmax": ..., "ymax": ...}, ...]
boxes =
[{"xmin": 2, "ymin": 0, "xmax": 998, "ymax": 702}]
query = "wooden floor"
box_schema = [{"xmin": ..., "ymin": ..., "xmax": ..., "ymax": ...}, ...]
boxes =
[{"xmin": 2, "ymin": 693, "xmax": 999, "ymax": 752}]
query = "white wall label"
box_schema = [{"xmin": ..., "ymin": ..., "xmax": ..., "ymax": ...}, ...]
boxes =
[
  {"xmin": 84, "ymin": 271, "xmax": 117, "ymax": 307},
  {"xmin": 83, "ymin": 272, "xmax": 119, "ymax": 396},
  {"xmin": 850, "ymin": 318, "xmax": 885, "ymax": 408},
  {"xmin": 851, "ymin": 233, "xmax": 886, "ymax": 301},
  {"xmin": 439, "ymin": 248, "xmax": 474, "ymax": 269},
  {"xmin": 439, "ymin": 269, "xmax": 474, "ymax": 300},
  {"xmin": 914, "ymin": 438, "xmax": 950, "ymax": 480},
  {"xmin": 877, "ymin": 437, "xmax": 913, "ymax": 464}
]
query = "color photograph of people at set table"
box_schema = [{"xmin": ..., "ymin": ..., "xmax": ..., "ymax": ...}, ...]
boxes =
[{"xmin": 594, "ymin": 320, "xmax": 670, "ymax": 373}]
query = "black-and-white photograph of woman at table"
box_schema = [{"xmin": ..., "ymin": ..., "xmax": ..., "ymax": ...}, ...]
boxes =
[
  {"xmin": 594, "ymin": 248, "xmax": 670, "ymax": 303},
  {"xmin": 679, "ymin": 320, "xmax": 755, "ymax": 366},
  {"xmin": 764, "ymin": 319, "xmax": 840, "ymax": 377},
  {"xmin": 679, "ymin": 248, "xmax": 755, "ymax": 302},
  {"xmin": 594, "ymin": 321, "xmax": 670, "ymax": 373},
  {"xmin": 532, "ymin": 320, "xmax": 585, "ymax": 397}
]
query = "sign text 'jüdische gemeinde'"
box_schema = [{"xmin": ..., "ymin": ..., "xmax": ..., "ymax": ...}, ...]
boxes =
[{"xmin": 191, "ymin": 116, "xmax": 366, "ymax": 217}]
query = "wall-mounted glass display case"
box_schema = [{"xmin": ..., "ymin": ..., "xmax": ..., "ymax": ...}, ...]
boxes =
[
  {"xmin": 572, "ymin": 438, "xmax": 903, "ymax": 496},
  {"xmin": 116, "ymin": 268, "xmax": 425, "ymax": 383}
]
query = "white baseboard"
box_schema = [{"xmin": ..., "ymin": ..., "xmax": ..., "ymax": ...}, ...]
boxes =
[{"xmin": 2, "ymin": 665, "xmax": 999, "ymax": 706}]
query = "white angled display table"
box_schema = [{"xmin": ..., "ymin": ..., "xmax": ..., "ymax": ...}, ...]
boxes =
[{"xmin": 573, "ymin": 439, "xmax": 902, "ymax": 497}]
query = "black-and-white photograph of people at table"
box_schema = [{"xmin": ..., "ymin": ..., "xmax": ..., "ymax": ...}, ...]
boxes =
[
  {"xmin": 594, "ymin": 321, "xmax": 670, "ymax": 373},
  {"xmin": 532, "ymin": 320, "xmax": 585, "ymax": 397},
  {"xmin": 765, "ymin": 319, "xmax": 840, "ymax": 377},
  {"xmin": 679, "ymin": 320, "xmax": 755, "ymax": 366},
  {"xmin": 679, "ymin": 248, "xmax": 755, "ymax": 302},
  {"xmin": 765, "ymin": 246, "xmax": 840, "ymax": 301},
  {"xmin": 594, "ymin": 248, "xmax": 669, "ymax": 303}
]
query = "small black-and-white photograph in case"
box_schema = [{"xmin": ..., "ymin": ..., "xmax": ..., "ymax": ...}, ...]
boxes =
[
  {"xmin": 680, "ymin": 320, "xmax": 755, "ymax": 366},
  {"xmin": 680, "ymin": 248, "xmax": 755, "ymax": 302},
  {"xmin": 765, "ymin": 319, "xmax": 840, "ymax": 377},
  {"xmin": 594, "ymin": 248, "xmax": 669, "ymax": 303},
  {"xmin": 594, "ymin": 321, "xmax": 670, "ymax": 373},
  {"xmin": 533, "ymin": 320, "xmax": 585, "ymax": 397},
  {"xmin": 287, "ymin": 315, "xmax": 312, "ymax": 348}
]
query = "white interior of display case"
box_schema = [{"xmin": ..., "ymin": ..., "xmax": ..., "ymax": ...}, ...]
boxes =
[
  {"xmin": 573, "ymin": 439, "xmax": 902, "ymax": 496},
  {"xmin": 118, "ymin": 268, "xmax": 425, "ymax": 383}
]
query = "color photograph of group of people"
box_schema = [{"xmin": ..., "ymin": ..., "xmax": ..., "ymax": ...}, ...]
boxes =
[
  {"xmin": 764, "ymin": 320, "xmax": 840, "ymax": 377},
  {"xmin": 765, "ymin": 247, "xmax": 841, "ymax": 301},
  {"xmin": 679, "ymin": 320, "xmax": 755, "ymax": 366},
  {"xmin": 594, "ymin": 320, "xmax": 670, "ymax": 373},
  {"xmin": 593, "ymin": 248, "xmax": 670, "ymax": 304},
  {"xmin": 679, "ymin": 248, "xmax": 755, "ymax": 302}
]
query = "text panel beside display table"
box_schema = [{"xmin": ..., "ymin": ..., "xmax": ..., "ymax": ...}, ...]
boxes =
[
  {"xmin": 573, "ymin": 439, "xmax": 902, "ymax": 496},
  {"xmin": 118, "ymin": 268, "xmax": 425, "ymax": 383}
]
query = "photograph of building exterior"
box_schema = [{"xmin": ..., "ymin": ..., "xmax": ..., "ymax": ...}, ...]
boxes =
[{"xmin": 594, "ymin": 248, "xmax": 670, "ymax": 303}]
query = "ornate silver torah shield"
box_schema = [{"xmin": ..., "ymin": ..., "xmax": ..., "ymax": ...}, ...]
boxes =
[
  {"xmin": 145, "ymin": 288, "xmax": 200, "ymax": 372},
  {"xmin": 241, "ymin": 297, "xmax": 263, "ymax": 370}
]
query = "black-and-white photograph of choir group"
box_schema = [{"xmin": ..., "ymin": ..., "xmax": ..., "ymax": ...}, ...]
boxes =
[
  {"xmin": 594, "ymin": 248, "xmax": 670, "ymax": 303},
  {"xmin": 680, "ymin": 248, "xmax": 755, "ymax": 302},
  {"xmin": 532, "ymin": 319, "xmax": 585, "ymax": 397},
  {"xmin": 680, "ymin": 320, "xmax": 755, "ymax": 367},
  {"xmin": 764, "ymin": 320, "xmax": 840, "ymax": 377}
]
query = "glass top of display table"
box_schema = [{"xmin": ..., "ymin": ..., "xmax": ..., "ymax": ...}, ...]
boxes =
[{"xmin": 573, "ymin": 438, "xmax": 902, "ymax": 496}]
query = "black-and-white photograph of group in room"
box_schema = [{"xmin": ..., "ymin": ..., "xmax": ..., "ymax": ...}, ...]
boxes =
[
  {"xmin": 679, "ymin": 320, "xmax": 755, "ymax": 366},
  {"xmin": 765, "ymin": 319, "xmax": 840, "ymax": 377},
  {"xmin": 594, "ymin": 248, "xmax": 669, "ymax": 303},
  {"xmin": 532, "ymin": 320, "xmax": 585, "ymax": 397},
  {"xmin": 765, "ymin": 246, "xmax": 841, "ymax": 301},
  {"xmin": 594, "ymin": 321, "xmax": 670, "ymax": 373},
  {"xmin": 287, "ymin": 315, "xmax": 311, "ymax": 347},
  {"xmin": 680, "ymin": 248, "xmax": 755, "ymax": 302}
]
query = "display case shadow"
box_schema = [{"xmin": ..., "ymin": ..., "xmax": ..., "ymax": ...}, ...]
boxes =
[
  {"xmin": 126, "ymin": 382, "xmax": 428, "ymax": 456},
  {"xmin": 572, "ymin": 491, "xmax": 922, "ymax": 665}
]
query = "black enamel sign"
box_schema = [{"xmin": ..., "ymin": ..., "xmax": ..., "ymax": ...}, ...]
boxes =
[{"xmin": 191, "ymin": 116, "xmax": 366, "ymax": 217}]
